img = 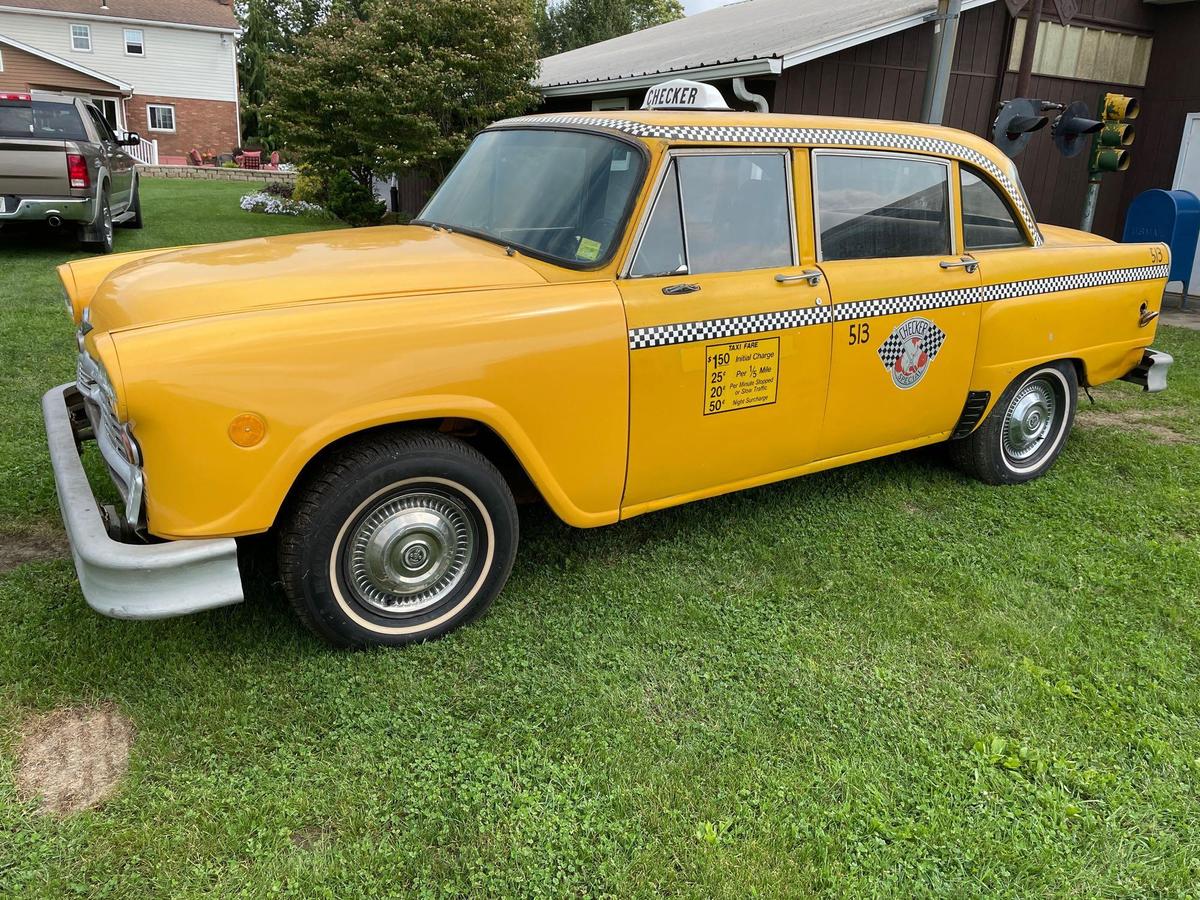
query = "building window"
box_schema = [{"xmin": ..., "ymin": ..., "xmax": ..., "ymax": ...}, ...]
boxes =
[
  {"xmin": 147, "ymin": 104, "xmax": 175, "ymax": 132},
  {"xmin": 1009, "ymin": 19, "xmax": 1153, "ymax": 87},
  {"xmin": 124, "ymin": 29, "xmax": 144, "ymax": 56},
  {"xmin": 0, "ymin": 48, "xmax": 5, "ymax": 72},
  {"xmin": 70, "ymin": 24, "xmax": 92, "ymax": 52},
  {"xmin": 591, "ymin": 97, "xmax": 629, "ymax": 111}
]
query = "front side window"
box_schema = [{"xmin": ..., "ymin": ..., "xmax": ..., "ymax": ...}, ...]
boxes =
[
  {"xmin": 961, "ymin": 167, "xmax": 1026, "ymax": 250},
  {"xmin": 70, "ymin": 24, "xmax": 91, "ymax": 52},
  {"xmin": 815, "ymin": 152, "xmax": 951, "ymax": 261},
  {"xmin": 124, "ymin": 29, "xmax": 144, "ymax": 55},
  {"xmin": 147, "ymin": 104, "xmax": 175, "ymax": 132},
  {"xmin": 418, "ymin": 129, "xmax": 646, "ymax": 267},
  {"xmin": 630, "ymin": 152, "xmax": 794, "ymax": 276}
]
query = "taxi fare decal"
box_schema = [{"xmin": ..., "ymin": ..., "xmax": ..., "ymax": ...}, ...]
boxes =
[
  {"xmin": 877, "ymin": 317, "xmax": 946, "ymax": 390},
  {"xmin": 704, "ymin": 338, "xmax": 778, "ymax": 415}
]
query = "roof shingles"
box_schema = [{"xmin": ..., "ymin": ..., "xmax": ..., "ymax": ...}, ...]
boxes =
[{"xmin": 0, "ymin": 0, "xmax": 238, "ymax": 31}]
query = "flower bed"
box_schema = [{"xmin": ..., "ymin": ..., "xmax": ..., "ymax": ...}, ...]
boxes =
[{"xmin": 239, "ymin": 191, "xmax": 329, "ymax": 217}]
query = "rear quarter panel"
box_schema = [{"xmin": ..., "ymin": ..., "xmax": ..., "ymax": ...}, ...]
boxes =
[
  {"xmin": 970, "ymin": 236, "xmax": 1168, "ymax": 404},
  {"xmin": 111, "ymin": 281, "xmax": 630, "ymax": 538}
]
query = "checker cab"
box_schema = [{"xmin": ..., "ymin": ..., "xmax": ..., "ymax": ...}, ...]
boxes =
[{"xmin": 45, "ymin": 79, "xmax": 1172, "ymax": 647}]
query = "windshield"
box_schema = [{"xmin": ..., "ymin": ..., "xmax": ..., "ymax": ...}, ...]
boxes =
[
  {"xmin": 418, "ymin": 128, "xmax": 646, "ymax": 267},
  {"xmin": 0, "ymin": 101, "xmax": 88, "ymax": 140}
]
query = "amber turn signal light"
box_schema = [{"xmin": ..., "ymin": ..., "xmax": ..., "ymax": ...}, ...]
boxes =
[{"xmin": 229, "ymin": 413, "xmax": 266, "ymax": 447}]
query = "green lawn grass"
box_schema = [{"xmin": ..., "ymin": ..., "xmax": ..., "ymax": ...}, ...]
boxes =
[{"xmin": 2, "ymin": 178, "xmax": 1199, "ymax": 897}]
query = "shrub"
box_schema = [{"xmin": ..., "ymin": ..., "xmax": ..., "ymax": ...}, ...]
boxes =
[
  {"xmin": 292, "ymin": 171, "xmax": 325, "ymax": 205},
  {"xmin": 324, "ymin": 171, "xmax": 384, "ymax": 227},
  {"xmin": 262, "ymin": 181, "xmax": 295, "ymax": 199}
]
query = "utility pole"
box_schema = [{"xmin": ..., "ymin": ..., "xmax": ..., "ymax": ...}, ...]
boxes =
[
  {"xmin": 1014, "ymin": 0, "xmax": 1043, "ymax": 99},
  {"xmin": 920, "ymin": 0, "xmax": 963, "ymax": 125}
]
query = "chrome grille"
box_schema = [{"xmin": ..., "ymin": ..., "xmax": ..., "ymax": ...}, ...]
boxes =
[{"xmin": 74, "ymin": 348, "xmax": 144, "ymax": 528}]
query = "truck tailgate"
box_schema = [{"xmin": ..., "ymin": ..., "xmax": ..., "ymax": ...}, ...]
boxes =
[{"xmin": 0, "ymin": 140, "xmax": 70, "ymax": 196}]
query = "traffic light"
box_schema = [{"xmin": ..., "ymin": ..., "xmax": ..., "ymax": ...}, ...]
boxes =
[
  {"xmin": 1051, "ymin": 100, "xmax": 1102, "ymax": 158},
  {"xmin": 1088, "ymin": 93, "xmax": 1138, "ymax": 174},
  {"xmin": 1080, "ymin": 92, "xmax": 1139, "ymax": 231}
]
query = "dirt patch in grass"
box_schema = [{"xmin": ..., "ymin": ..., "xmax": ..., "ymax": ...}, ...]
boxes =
[
  {"xmin": 14, "ymin": 703, "xmax": 135, "ymax": 815},
  {"xmin": 0, "ymin": 526, "xmax": 68, "ymax": 574},
  {"xmin": 1076, "ymin": 409, "xmax": 1193, "ymax": 445},
  {"xmin": 291, "ymin": 825, "xmax": 334, "ymax": 849}
]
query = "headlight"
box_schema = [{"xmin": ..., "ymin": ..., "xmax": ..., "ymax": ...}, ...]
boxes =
[{"xmin": 76, "ymin": 345, "xmax": 122, "ymax": 423}]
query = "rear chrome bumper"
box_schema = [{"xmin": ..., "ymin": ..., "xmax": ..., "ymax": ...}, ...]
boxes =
[
  {"xmin": 1120, "ymin": 348, "xmax": 1173, "ymax": 393},
  {"xmin": 0, "ymin": 196, "xmax": 95, "ymax": 223},
  {"xmin": 42, "ymin": 383, "xmax": 244, "ymax": 620}
]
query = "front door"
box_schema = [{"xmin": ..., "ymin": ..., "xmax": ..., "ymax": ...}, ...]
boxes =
[
  {"xmin": 619, "ymin": 149, "xmax": 834, "ymax": 514},
  {"xmin": 811, "ymin": 150, "xmax": 983, "ymax": 460}
]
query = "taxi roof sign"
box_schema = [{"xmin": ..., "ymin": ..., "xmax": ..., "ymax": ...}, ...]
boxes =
[{"xmin": 641, "ymin": 79, "xmax": 731, "ymax": 112}]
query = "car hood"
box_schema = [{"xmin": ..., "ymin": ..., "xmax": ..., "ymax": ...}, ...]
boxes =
[{"xmin": 80, "ymin": 225, "xmax": 548, "ymax": 333}]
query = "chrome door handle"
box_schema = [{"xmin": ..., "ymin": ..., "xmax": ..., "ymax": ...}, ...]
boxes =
[
  {"xmin": 776, "ymin": 269, "xmax": 823, "ymax": 286},
  {"xmin": 662, "ymin": 283, "xmax": 700, "ymax": 295},
  {"xmin": 939, "ymin": 256, "xmax": 979, "ymax": 273}
]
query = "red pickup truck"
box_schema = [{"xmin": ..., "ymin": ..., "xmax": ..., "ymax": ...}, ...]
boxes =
[{"xmin": 0, "ymin": 90, "xmax": 143, "ymax": 253}]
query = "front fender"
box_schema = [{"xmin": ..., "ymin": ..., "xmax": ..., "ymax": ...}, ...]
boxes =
[
  {"xmin": 110, "ymin": 281, "xmax": 630, "ymax": 537},
  {"xmin": 59, "ymin": 244, "xmax": 198, "ymax": 324}
]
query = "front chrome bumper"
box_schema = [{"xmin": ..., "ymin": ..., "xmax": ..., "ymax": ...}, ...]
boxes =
[
  {"xmin": 42, "ymin": 383, "xmax": 245, "ymax": 620},
  {"xmin": 1120, "ymin": 348, "xmax": 1173, "ymax": 393}
]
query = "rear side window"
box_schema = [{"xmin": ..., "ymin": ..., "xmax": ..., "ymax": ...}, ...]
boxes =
[
  {"xmin": 815, "ymin": 153, "xmax": 951, "ymax": 261},
  {"xmin": 961, "ymin": 167, "xmax": 1027, "ymax": 249},
  {"xmin": 630, "ymin": 152, "xmax": 794, "ymax": 276},
  {"xmin": 0, "ymin": 101, "xmax": 88, "ymax": 140}
]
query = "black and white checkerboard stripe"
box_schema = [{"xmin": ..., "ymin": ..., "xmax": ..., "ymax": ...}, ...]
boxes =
[
  {"xmin": 627, "ymin": 263, "xmax": 1169, "ymax": 350},
  {"xmin": 628, "ymin": 305, "xmax": 830, "ymax": 349},
  {"xmin": 877, "ymin": 321, "xmax": 947, "ymax": 368},
  {"xmin": 504, "ymin": 115, "xmax": 1044, "ymax": 246}
]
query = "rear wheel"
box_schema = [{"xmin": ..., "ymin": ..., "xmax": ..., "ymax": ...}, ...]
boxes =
[
  {"xmin": 79, "ymin": 188, "xmax": 114, "ymax": 254},
  {"xmin": 278, "ymin": 430, "xmax": 518, "ymax": 648},
  {"xmin": 951, "ymin": 361, "xmax": 1078, "ymax": 485}
]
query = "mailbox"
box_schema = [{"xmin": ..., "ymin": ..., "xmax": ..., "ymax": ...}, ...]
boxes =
[{"xmin": 1122, "ymin": 189, "xmax": 1200, "ymax": 301}]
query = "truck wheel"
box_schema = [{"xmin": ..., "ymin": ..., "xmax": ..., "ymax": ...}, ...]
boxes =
[
  {"xmin": 951, "ymin": 361, "xmax": 1077, "ymax": 485},
  {"xmin": 278, "ymin": 430, "xmax": 518, "ymax": 648},
  {"xmin": 80, "ymin": 189, "xmax": 114, "ymax": 254}
]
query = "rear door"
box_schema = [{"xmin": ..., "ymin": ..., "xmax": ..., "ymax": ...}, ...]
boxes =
[
  {"xmin": 85, "ymin": 103, "xmax": 133, "ymax": 208},
  {"xmin": 619, "ymin": 148, "xmax": 834, "ymax": 513},
  {"xmin": 812, "ymin": 150, "xmax": 983, "ymax": 460}
]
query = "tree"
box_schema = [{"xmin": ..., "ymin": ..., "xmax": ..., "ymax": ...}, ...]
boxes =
[
  {"xmin": 536, "ymin": 0, "xmax": 684, "ymax": 56},
  {"xmin": 237, "ymin": 0, "xmax": 278, "ymax": 149},
  {"xmin": 269, "ymin": 0, "xmax": 539, "ymax": 213}
]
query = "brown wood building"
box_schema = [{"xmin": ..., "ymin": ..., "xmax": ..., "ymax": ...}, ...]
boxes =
[{"xmin": 539, "ymin": 0, "xmax": 1200, "ymax": 241}]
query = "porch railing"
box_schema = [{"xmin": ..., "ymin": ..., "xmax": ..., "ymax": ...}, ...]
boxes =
[{"xmin": 127, "ymin": 136, "xmax": 159, "ymax": 166}]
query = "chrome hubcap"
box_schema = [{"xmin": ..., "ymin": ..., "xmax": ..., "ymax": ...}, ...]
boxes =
[
  {"xmin": 345, "ymin": 490, "xmax": 475, "ymax": 615},
  {"xmin": 1003, "ymin": 378, "xmax": 1057, "ymax": 462}
]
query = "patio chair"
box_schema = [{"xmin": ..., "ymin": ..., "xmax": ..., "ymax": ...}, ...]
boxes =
[
  {"xmin": 239, "ymin": 150, "xmax": 263, "ymax": 170},
  {"xmin": 188, "ymin": 148, "xmax": 205, "ymax": 167}
]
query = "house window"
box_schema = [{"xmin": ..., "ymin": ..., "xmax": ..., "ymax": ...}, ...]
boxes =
[
  {"xmin": 1009, "ymin": 19, "xmax": 1153, "ymax": 87},
  {"xmin": 147, "ymin": 104, "xmax": 175, "ymax": 132},
  {"xmin": 124, "ymin": 29, "xmax": 144, "ymax": 56},
  {"xmin": 70, "ymin": 24, "xmax": 92, "ymax": 52},
  {"xmin": 591, "ymin": 97, "xmax": 629, "ymax": 111}
]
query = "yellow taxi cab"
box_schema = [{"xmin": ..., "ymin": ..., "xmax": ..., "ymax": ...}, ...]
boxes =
[{"xmin": 44, "ymin": 79, "xmax": 1173, "ymax": 647}]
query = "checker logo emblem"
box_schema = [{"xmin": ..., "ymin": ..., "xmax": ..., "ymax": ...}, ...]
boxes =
[{"xmin": 877, "ymin": 317, "xmax": 945, "ymax": 389}]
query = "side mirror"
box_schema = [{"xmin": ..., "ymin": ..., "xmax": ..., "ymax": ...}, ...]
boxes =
[{"xmin": 119, "ymin": 131, "xmax": 141, "ymax": 147}]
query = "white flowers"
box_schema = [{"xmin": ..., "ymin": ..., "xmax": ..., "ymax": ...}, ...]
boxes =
[{"xmin": 239, "ymin": 192, "xmax": 327, "ymax": 217}]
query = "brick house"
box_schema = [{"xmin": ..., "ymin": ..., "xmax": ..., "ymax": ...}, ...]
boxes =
[{"xmin": 0, "ymin": 0, "xmax": 240, "ymax": 163}]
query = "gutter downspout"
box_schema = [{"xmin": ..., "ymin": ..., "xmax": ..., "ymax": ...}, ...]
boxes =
[
  {"xmin": 732, "ymin": 76, "xmax": 769, "ymax": 113},
  {"xmin": 920, "ymin": 0, "xmax": 963, "ymax": 125}
]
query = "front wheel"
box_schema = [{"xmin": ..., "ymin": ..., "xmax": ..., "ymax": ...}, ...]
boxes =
[
  {"xmin": 950, "ymin": 361, "xmax": 1078, "ymax": 485},
  {"xmin": 278, "ymin": 430, "xmax": 518, "ymax": 648}
]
